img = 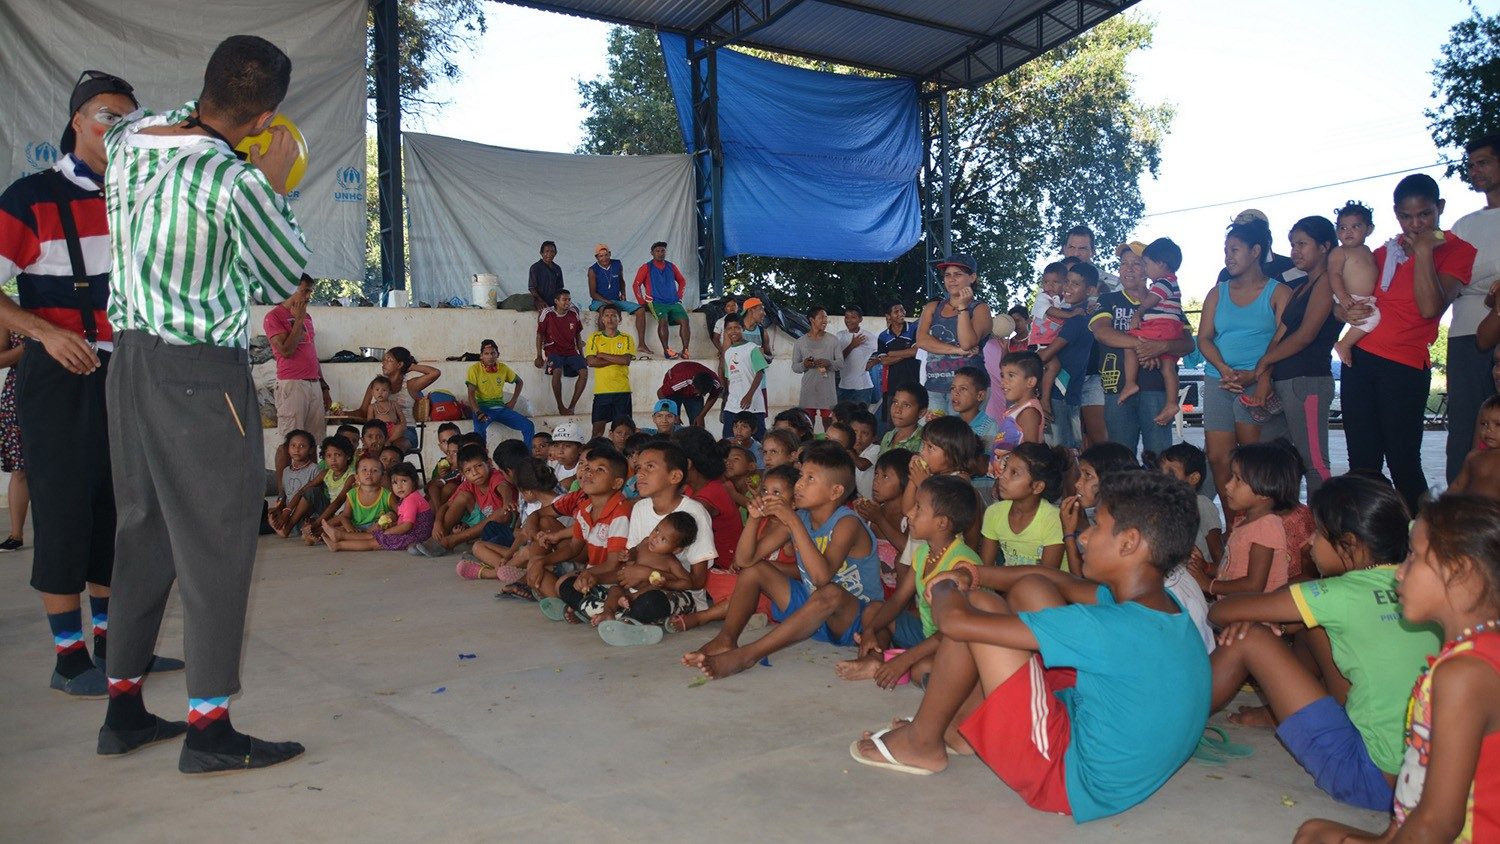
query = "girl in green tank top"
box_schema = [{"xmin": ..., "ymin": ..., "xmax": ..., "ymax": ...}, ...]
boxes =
[{"xmin": 324, "ymin": 456, "xmax": 393, "ymax": 541}]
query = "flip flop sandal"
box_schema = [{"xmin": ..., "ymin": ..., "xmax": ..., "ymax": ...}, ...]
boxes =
[
  {"xmin": 597, "ymin": 618, "xmax": 664, "ymax": 647},
  {"xmin": 539, "ymin": 597, "xmax": 568, "ymax": 622},
  {"xmin": 664, "ymin": 615, "xmax": 689, "ymax": 633},
  {"xmin": 847, "ymin": 727, "xmax": 936, "ymax": 776},
  {"xmin": 1190, "ymin": 743, "xmax": 1228, "ymax": 767},
  {"xmin": 1200, "ymin": 725, "xmax": 1255, "ymax": 758},
  {"xmin": 889, "ymin": 716, "xmax": 967, "ymax": 756},
  {"xmin": 497, "ymin": 582, "xmax": 538, "ymax": 602}
]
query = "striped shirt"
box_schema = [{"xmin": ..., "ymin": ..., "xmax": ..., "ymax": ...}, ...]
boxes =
[
  {"xmin": 0, "ymin": 155, "xmax": 115, "ymax": 345},
  {"xmin": 104, "ymin": 101, "xmax": 308, "ymax": 347}
]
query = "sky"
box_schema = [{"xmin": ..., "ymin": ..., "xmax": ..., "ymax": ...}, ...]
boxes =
[{"xmin": 417, "ymin": 0, "xmax": 1495, "ymax": 303}]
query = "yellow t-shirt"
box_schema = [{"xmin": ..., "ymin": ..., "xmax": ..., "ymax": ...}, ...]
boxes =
[
  {"xmin": 585, "ymin": 331, "xmax": 635, "ymax": 394},
  {"xmin": 466, "ymin": 361, "xmax": 519, "ymax": 404},
  {"xmin": 981, "ymin": 499, "xmax": 1065, "ymax": 569}
]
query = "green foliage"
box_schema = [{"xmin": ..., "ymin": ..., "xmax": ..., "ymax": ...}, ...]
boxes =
[
  {"xmin": 577, "ymin": 28, "xmax": 685, "ymax": 156},
  {"xmin": 1432, "ymin": 323, "xmax": 1450, "ymax": 379},
  {"xmin": 1428, "ymin": 4, "xmax": 1500, "ymax": 178},
  {"xmin": 367, "ymin": 0, "xmax": 487, "ymax": 117},
  {"xmin": 575, "ymin": 17, "xmax": 1170, "ymax": 314}
]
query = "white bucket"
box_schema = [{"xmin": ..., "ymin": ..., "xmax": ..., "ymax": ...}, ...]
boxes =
[
  {"xmin": 384, "ymin": 289, "xmax": 410, "ymax": 308},
  {"xmin": 471, "ymin": 273, "xmax": 500, "ymax": 308}
]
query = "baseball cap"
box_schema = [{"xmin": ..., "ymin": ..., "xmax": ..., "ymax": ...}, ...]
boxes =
[
  {"xmin": 652, "ymin": 399, "xmax": 679, "ymax": 417},
  {"xmin": 61, "ymin": 70, "xmax": 137, "ymax": 154},
  {"xmin": 1232, "ymin": 208, "xmax": 1269, "ymax": 226},
  {"xmin": 550, "ymin": 422, "xmax": 585, "ymax": 444},
  {"xmin": 935, "ymin": 253, "xmax": 977, "ymax": 274},
  {"xmin": 594, "ymin": 243, "xmax": 610, "ymax": 256},
  {"xmin": 742, "ymin": 297, "xmax": 763, "ymax": 310},
  {"xmin": 1114, "ymin": 241, "xmax": 1146, "ymax": 258}
]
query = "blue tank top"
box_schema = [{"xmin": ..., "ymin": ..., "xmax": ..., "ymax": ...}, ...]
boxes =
[
  {"xmin": 1210, "ymin": 280, "xmax": 1280, "ymax": 377},
  {"xmin": 795, "ymin": 505, "xmax": 880, "ymax": 602},
  {"xmin": 590, "ymin": 259, "xmax": 624, "ymax": 301},
  {"xmin": 923, "ymin": 299, "xmax": 984, "ymax": 389},
  {"xmin": 647, "ymin": 261, "xmax": 681, "ymax": 303}
]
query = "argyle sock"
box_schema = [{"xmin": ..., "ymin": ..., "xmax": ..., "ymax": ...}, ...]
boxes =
[
  {"xmin": 89, "ymin": 595, "xmax": 109, "ymax": 662},
  {"xmin": 48, "ymin": 610, "xmax": 94, "ymax": 679},
  {"xmin": 104, "ymin": 676, "xmax": 152, "ymax": 731},
  {"xmin": 184, "ymin": 697, "xmax": 250, "ymax": 755}
]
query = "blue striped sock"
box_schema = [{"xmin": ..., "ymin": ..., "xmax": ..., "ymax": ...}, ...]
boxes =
[{"xmin": 47, "ymin": 610, "xmax": 93, "ymax": 678}]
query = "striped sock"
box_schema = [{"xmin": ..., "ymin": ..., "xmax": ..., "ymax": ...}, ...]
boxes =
[
  {"xmin": 104, "ymin": 675, "xmax": 150, "ymax": 730},
  {"xmin": 89, "ymin": 595, "xmax": 109, "ymax": 660},
  {"xmin": 47, "ymin": 610, "xmax": 93, "ymax": 678}
]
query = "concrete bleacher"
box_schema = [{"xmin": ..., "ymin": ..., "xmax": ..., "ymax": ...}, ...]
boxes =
[{"xmin": 250, "ymin": 304, "xmax": 891, "ymax": 470}]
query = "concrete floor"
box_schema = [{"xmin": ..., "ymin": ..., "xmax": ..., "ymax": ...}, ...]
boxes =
[{"xmin": 0, "ymin": 529, "xmax": 1389, "ymax": 844}]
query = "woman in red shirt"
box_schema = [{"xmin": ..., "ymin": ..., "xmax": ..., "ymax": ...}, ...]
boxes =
[{"xmin": 1339, "ymin": 174, "xmax": 1476, "ymax": 512}]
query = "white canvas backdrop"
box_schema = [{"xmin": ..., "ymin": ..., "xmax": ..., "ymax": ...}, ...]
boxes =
[
  {"xmin": 404, "ymin": 132, "xmax": 699, "ymax": 307},
  {"xmin": 0, "ymin": 0, "xmax": 368, "ymax": 281}
]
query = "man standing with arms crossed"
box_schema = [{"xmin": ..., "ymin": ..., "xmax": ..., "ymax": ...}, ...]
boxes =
[{"xmin": 95, "ymin": 35, "xmax": 307, "ymax": 773}]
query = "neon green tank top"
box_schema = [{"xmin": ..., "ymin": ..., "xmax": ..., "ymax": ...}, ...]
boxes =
[
  {"xmin": 323, "ymin": 465, "xmax": 354, "ymax": 497},
  {"xmin": 347, "ymin": 487, "xmax": 393, "ymax": 528}
]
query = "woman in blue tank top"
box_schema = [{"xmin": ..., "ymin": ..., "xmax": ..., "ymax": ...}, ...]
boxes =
[{"xmin": 1197, "ymin": 218, "xmax": 1292, "ymax": 513}]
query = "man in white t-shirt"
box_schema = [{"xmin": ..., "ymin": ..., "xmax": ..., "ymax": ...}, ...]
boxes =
[
  {"xmin": 1447, "ymin": 133, "xmax": 1500, "ymax": 482},
  {"xmin": 719, "ymin": 314, "xmax": 768, "ymax": 438},
  {"xmin": 835, "ymin": 305, "xmax": 878, "ymax": 411}
]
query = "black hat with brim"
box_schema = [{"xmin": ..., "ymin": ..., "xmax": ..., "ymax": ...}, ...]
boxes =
[{"xmin": 60, "ymin": 70, "xmax": 137, "ymax": 154}]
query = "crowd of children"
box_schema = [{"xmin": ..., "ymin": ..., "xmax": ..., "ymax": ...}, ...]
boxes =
[{"xmin": 256, "ymin": 262, "xmax": 1500, "ymax": 836}]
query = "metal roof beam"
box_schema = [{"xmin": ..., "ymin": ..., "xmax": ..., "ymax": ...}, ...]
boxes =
[
  {"xmin": 692, "ymin": 0, "xmax": 809, "ymax": 53},
  {"xmin": 806, "ymin": 0, "xmax": 991, "ymax": 40},
  {"xmin": 925, "ymin": 0, "xmax": 1139, "ymax": 87}
]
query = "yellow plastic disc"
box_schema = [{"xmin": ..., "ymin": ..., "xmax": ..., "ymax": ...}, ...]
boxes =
[{"xmin": 234, "ymin": 114, "xmax": 308, "ymax": 192}]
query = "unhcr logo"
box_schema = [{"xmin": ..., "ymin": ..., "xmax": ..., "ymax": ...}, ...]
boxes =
[
  {"xmin": 26, "ymin": 141, "xmax": 59, "ymax": 171},
  {"xmin": 333, "ymin": 166, "xmax": 364, "ymax": 203}
]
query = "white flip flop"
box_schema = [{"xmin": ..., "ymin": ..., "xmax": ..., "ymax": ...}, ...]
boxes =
[{"xmin": 848, "ymin": 727, "xmax": 936, "ymax": 776}]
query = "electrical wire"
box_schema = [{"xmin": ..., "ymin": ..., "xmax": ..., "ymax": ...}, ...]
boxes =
[{"xmin": 1141, "ymin": 161, "xmax": 1448, "ymax": 218}]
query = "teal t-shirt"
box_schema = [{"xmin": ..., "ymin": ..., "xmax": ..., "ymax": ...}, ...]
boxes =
[{"xmin": 1018, "ymin": 585, "xmax": 1210, "ymax": 823}]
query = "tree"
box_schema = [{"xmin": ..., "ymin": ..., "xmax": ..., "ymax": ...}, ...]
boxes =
[
  {"xmin": 575, "ymin": 17, "xmax": 1171, "ymax": 314},
  {"xmin": 1428, "ymin": 3, "xmax": 1500, "ymax": 178},
  {"xmin": 368, "ymin": 0, "xmax": 487, "ymax": 118},
  {"xmin": 577, "ymin": 27, "xmax": 685, "ymax": 156}
]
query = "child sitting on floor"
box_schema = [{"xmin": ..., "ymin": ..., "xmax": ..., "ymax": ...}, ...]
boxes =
[
  {"xmin": 608, "ymin": 416, "xmax": 637, "ymax": 453},
  {"xmin": 548, "ymin": 422, "xmax": 585, "ymax": 489},
  {"xmin": 668, "ymin": 463, "xmax": 799, "ymax": 634},
  {"xmin": 1450, "ymin": 394, "xmax": 1500, "ymax": 500},
  {"xmin": 1057, "ymin": 442, "xmax": 1137, "ymax": 570},
  {"xmin": 426, "ymin": 423, "xmax": 463, "ymax": 509},
  {"xmin": 621, "ymin": 432, "xmax": 651, "ymax": 499},
  {"xmin": 455, "ymin": 460, "xmax": 565, "ymax": 583},
  {"xmin": 321, "ymin": 455, "xmax": 394, "ymax": 546},
  {"xmin": 378, "ymin": 445, "xmax": 403, "ymax": 485},
  {"xmin": 1189, "ymin": 442, "xmax": 1300, "ymax": 598},
  {"xmin": 1207, "ymin": 474, "xmax": 1439, "ymax": 810},
  {"xmin": 848, "ymin": 470, "xmax": 1209, "ymax": 826},
  {"xmin": 850, "ymin": 410, "xmax": 879, "ymax": 498},
  {"xmin": 852, "ymin": 447, "xmax": 914, "ymax": 599},
  {"xmin": 722, "ymin": 442, "xmax": 759, "ymax": 513},
  {"xmin": 571, "ymin": 512, "xmax": 694, "ymax": 628},
  {"xmin": 541, "ymin": 451, "xmax": 635, "ymax": 619},
  {"xmin": 1157, "ymin": 442, "xmax": 1224, "ymax": 568},
  {"xmin": 905, "ymin": 415, "xmax": 985, "ymax": 549},
  {"xmin": 324, "ymin": 464, "xmax": 434, "ymax": 552},
  {"xmin": 269, "ymin": 429, "xmax": 317, "ymax": 536},
  {"xmin": 294, "ymin": 436, "xmax": 357, "ymax": 544},
  {"xmin": 418, "ymin": 443, "xmax": 516, "ymax": 557},
  {"xmin": 531, "ymin": 430, "xmax": 552, "ymax": 461},
  {"xmin": 365, "ymin": 375, "xmax": 407, "ymax": 449},
  {"xmin": 336, "ymin": 423, "xmax": 360, "ymax": 451},
  {"xmin": 729, "ymin": 411, "xmax": 765, "ymax": 469},
  {"xmin": 358, "ymin": 420, "xmax": 388, "ymax": 466},
  {"xmin": 981, "ymin": 443, "xmax": 1067, "ymax": 569},
  {"xmin": 1297, "ymin": 493, "xmax": 1500, "ymax": 843},
  {"xmin": 838, "ymin": 475, "xmax": 981, "ymax": 687},
  {"xmin": 761, "ymin": 428, "xmax": 800, "ymax": 470},
  {"xmin": 682, "ymin": 447, "xmax": 879, "ymax": 678},
  {"xmin": 880, "ymin": 385, "xmax": 926, "ymax": 454}
]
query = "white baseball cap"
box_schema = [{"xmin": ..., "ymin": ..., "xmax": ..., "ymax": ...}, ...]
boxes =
[{"xmin": 550, "ymin": 422, "xmax": 585, "ymax": 444}]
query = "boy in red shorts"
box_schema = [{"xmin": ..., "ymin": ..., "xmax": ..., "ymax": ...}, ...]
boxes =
[{"xmin": 848, "ymin": 470, "xmax": 1209, "ymax": 823}]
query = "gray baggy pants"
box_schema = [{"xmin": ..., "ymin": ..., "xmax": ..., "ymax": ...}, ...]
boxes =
[{"xmin": 104, "ymin": 331, "xmax": 263, "ymax": 697}]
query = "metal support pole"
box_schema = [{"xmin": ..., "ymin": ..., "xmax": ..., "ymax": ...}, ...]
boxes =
[
  {"xmin": 919, "ymin": 87, "xmax": 953, "ymax": 299},
  {"xmin": 372, "ymin": 0, "xmax": 406, "ymax": 295},
  {"xmin": 691, "ymin": 39, "xmax": 725, "ymax": 299},
  {"xmin": 939, "ymin": 93, "xmax": 953, "ymax": 257}
]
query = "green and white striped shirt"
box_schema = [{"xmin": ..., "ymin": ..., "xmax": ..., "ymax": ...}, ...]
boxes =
[{"xmin": 105, "ymin": 101, "xmax": 309, "ymax": 347}]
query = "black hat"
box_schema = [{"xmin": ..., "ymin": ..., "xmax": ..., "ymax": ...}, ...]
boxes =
[
  {"xmin": 934, "ymin": 253, "xmax": 977, "ymax": 274},
  {"xmin": 60, "ymin": 70, "xmax": 137, "ymax": 154}
]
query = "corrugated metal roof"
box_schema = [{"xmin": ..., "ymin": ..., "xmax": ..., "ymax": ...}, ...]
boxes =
[{"xmin": 496, "ymin": 0, "xmax": 1139, "ymax": 88}]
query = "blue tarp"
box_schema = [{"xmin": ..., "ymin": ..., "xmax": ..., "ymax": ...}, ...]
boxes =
[{"xmin": 659, "ymin": 33, "xmax": 921, "ymax": 263}]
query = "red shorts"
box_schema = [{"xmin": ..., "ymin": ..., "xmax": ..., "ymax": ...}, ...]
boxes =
[
  {"xmin": 959, "ymin": 656, "xmax": 1075, "ymax": 815},
  {"xmin": 1131, "ymin": 318, "xmax": 1184, "ymax": 345},
  {"xmin": 704, "ymin": 568, "xmax": 772, "ymax": 617}
]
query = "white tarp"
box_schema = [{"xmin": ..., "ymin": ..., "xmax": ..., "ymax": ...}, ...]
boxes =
[
  {"xmin": 0, "ymin": 0, "xmax": 368, "ymax": 281},
  {"xmin": 404, "ymin": 132, "xmax": 699, "ymax": 307}
]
